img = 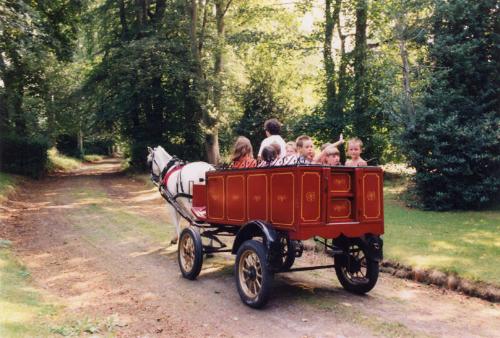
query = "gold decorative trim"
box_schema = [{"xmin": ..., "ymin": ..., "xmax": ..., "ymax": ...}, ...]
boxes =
[
  {"xmin": 246, "ymin": 174, "xmax": 268, "ymax": 221},
  {"xmin": 330, "ymin": 173, "xmax": 351, "ymax": 193},
  {"xmin": 226, "ymin": 175, "xmax": 246, "ymax": 222},
  {"xmin": 329, "ymin": 199, "xmax": 352, "ymax": 219},
  {"xmin": 362, "ymin": 173, "xmax": 381, "ymax": 219},
  {"xmin": 301, "ymin": 172, "xmax": 321, "ymax": 222},
  {"xmin": 270, "ymin": 172, "xmax": 295, "ymax": 226},
  {"xmin": 207, "ymin": 176, "xmax": 224, "ymax": 220}
]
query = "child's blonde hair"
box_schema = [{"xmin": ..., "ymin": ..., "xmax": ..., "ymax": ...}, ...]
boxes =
[
  {"xmin": 286, "ymin": 141, "xmax": 297, "ymax": 152},
  {"xmin": 348, "ymin": 137, "xmax": 363, "ymax": 148},
  {"xmin": 231, "ymin": 136, "xmax": 254, "ymax": 161}
]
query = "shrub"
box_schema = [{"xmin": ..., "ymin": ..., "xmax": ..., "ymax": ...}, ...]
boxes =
[
  {"xmin": 129, "ymin": 140, "xmax": 150, "ymax": 170},
  {"xmin": 0, "ymin": 134, "xmax": 48, "ymax": 178},
  {"xmin": 400, "ymin": 1, "xmax": 499, "ymax": 210},
  {"xmin": 56, "ymin": 134, "xmax": 82, "ymax": 158},
  {"xmin": 84, "ymin": 137, "xmax": 113, "ymax": 156}
]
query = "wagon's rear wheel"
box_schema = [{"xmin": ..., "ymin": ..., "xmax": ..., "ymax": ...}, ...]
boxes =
[
  {"xmin": 278, "ymin": 236, "xmax": 296, "ymax": 271},
  {"xmin": 235, "ymin": 240, "xmax": 273, "ymax": 308},
  {"xmin": 178, "ymin": 227, "xmax": 203, "ymax": 280},
  {"xmin": 334, "ymin": 240, "xmax": 379, "ymax": 294}
]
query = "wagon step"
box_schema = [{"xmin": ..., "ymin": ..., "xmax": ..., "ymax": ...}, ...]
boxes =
[{"xmin": 277, "ymin": 264, "xmax": 335, "ymax": 273}]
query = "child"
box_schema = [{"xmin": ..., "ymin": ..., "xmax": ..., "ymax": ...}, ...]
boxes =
[
  {"xmin": 285, "ymin": 141, "xmax": 297, "ymax": 156},
  {"xmin": 345, "ymin": 137, "xmax": 367, "ymax": 166},
  {"xmin": 314, "ymin": 145, "xmax": 340, "ymax": 166},
  {"xmin": 277, "ymin": 141, "xmax": 298, "ymax": 165},
  {"xmin": 321, "ymin": 133, "xmax": 344, "ymax": 151},
  {"xmin": 230, "ymin": 136, "xmax": 257, "ymax": 169},
  {"xmin": 258, "ymin": 145, "xmax": 278, "ymax": 167},
  {"xmin": 296, "ymin": 135, "xmax": 315, "ymax": 164},
  {"xmin": 258, "ymin": 118, "xmax": 287, "ymax": 160}
]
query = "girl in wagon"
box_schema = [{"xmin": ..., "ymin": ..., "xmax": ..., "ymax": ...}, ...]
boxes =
[
  {"xmin": 314, "ymin": 145, "xmax": 341, "ymax": 166},
  {"xmin": 258, "ymin": 144, "xmax": 280, "ymax": 167},
  {"xmin": 345, "ymin": 137, "xmax": 367, "ymax": 166},
  {"xmin": 276, "ymin": 141, "xmax": 298, "ymax": 166},
  {"xmin": 230, "ymin": 136, "xmax": 257, "ymax": 169}
]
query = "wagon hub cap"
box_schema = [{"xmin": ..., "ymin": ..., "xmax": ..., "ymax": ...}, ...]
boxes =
[
  {"xmin": 180, "ymin": 234, "xmax": 195, "ymax": 272},
  {"xmin": 239, "ymin": 251, "xmax": 262, "ymax": 299}
]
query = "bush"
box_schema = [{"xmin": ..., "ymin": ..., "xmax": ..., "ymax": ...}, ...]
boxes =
[
  {"xmin": 84, "ymin": 138, "xmax": 113, "ymax": 156},
  {"xmin": 56, "ymin": 134, "xmax": 82, "ymax": 158},
  {"xmin": 128, "ymin": 140, "xmax": 150, "ymax": 171},
  {"xmin": 0, "ymin": 134, "xmax": 48, "ymax": 178},
  {"xmin": 400, "ymin": 1, "xmax": 499, "ymax": 210}
]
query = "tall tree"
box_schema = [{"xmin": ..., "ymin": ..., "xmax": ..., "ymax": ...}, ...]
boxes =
[
  {"xmin": 352, "ymin": 0, "xmax": 370, "ymax": 150},
  {"xmin": 402, "ymin": 0, "xmax": 500, "ymax": 210}
]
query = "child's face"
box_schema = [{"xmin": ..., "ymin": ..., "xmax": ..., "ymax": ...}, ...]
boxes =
[
  {"xmin": 286, "ymin": 145, "xmax": 296, "ymax": 156},
  {"xmin": 326, "ymin": 154, "xmax": 340, "ymax": 165},
  {"xmin": 302, "ymin": 140, "xmax": 315, "ymax": 160},
  {"xmin": 348, "ymin": 142, "xmax": 362, "ymax": 159}
]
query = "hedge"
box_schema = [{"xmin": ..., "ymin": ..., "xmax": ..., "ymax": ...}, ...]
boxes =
[{"xmin": 0, "ymin": 134, "xmax": 49, "ymax": 178}]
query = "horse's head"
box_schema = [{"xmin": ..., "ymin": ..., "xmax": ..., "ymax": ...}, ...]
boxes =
[{"xmin": 147, "ymin": 146, "xmax": 172, "ymax": 182}]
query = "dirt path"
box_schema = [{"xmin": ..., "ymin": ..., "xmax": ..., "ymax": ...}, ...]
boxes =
[{"xmin": 1, "ymin": 159, "xmax": 499, "ymax": 337}]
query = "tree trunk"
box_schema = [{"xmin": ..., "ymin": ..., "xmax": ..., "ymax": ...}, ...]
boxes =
[
  {"xmin": 204, "ymin": 0, "xmax": 228, "ymax": 165},
  {"xmin": 335, "ymin": 0, "xmax": 346, "ymax": 128},
  {"xmin": 352, "ymin": 0, "xmax": 369, "ymax": 141},
  {"xmin": 324, "ymin": 0, "xmax": 336, "ymax": 111},
  {"xmin": 397, "ymin": 25, "xmax": 415, "ymax": 126},
  {"xmin": 78, "ymin": 128, "xmax": 84, "ymax": 156},
  {"xmin": 118, "ymin": 0, "xmax": 128, "ymax": 39}
]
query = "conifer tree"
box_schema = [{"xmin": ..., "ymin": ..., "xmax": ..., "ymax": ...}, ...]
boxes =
[{"xmin": 402, "ymin": 0, "xmax": 499, "ymax": 210}]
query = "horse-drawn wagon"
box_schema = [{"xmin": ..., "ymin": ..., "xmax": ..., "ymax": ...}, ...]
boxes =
[{"xmin": 148, "ymin": 147, "xmax": 384, "ymax": 308}]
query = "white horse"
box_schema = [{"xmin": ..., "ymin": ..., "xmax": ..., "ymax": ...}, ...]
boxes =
[{"xmin": 147, "ymin": 146, "xmax": 214, "ymax": 243}]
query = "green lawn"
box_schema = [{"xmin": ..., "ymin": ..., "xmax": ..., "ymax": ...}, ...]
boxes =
[{"xmin": 383, "ymin": 178, "xmax": 500, "ymax": 285}]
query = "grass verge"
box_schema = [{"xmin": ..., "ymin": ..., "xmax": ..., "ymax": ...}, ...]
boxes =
[
  {"xmin": 0, "ymin": 241, "xmax": 121, "ymax": 337},
  {"xmin": 0, "ymin": 241, "xmax": 58, "ymax": 337},
  {"xmin": 83, "ymin": 154, "xmax": 104, "ymax": 162},
  {"xmin": 384, "ymin": 176, "xmax": 500, "ymax": 286},
  {"xmin": 47, "ymin": 148, "xmax": 82, "ymax": 172},
  {"xmin": 0, "ymin": 173, "xmax": 17, "ymax": 201}
]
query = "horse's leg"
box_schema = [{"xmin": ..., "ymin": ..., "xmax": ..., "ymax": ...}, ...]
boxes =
[{"xmin": 166, "ymin": 203, "xmax": 181, "ymax": 245}]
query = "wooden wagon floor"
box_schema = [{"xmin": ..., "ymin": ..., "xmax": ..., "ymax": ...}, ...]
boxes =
[{"xmin": 1, "ymin": 158, "xmax": 499, "ymax": 337}]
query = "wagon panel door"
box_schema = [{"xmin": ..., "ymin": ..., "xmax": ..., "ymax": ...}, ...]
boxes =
[
  {"xmin": 207, "ymin": 175, "xmax": 225, "ymax": 220},
  {"xmin": 270, "ymin": 171, "xmax": 295, "ymax": 229},
  {"xmin": 300, "ymin": 171, "xmax": 322, "ymax": 223},
  {"xmin": 226, "ymin": 175, "xmax": 246, "ymax": 223},
  {"xmin": 247, "ymin": 174, "xmax": 268, "ymax": 221},
  {"xmin": 327, "ymin": 169, "xmax": 355, "ymax": 222},
  {"xmin": 358, "ymin": 168, "xmax": 383, "ymax": 222}
]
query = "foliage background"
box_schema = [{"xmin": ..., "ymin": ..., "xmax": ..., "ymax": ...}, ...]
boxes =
[{"xmin": 0, "ymin": 0, "xmax": 498, "ymax": 210}]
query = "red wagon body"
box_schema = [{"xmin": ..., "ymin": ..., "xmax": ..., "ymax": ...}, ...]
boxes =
[{"xmin": 193, "ymin": 166, "xmax": 384, "ymax": 240}]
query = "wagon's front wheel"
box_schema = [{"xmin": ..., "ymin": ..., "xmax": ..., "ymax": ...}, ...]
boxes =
[
  {"xmin": 334, "ymin": 241, "xmax": 379, "ymax": 294},
  {"xmin": 235, "ymin": 240, "xmax": 273, "ymax": 308},
  {"xmin": 178, "ymin": 227, "xmax": 203, "ymax": 280}
]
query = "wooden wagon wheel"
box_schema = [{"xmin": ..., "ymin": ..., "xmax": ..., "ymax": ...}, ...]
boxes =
[
  {"xmin": 278, "ymin": 236, "xmax": 296, "ymax": 271},
  {"xmin": 334, "ymin": 240, "xmax": 379, "ymax": 294},
  {"xmin": 178, "ymin": 227, "xmax": 203, "ymax": 280},
  {"xmin": 235, "ymin": 240, "xmax": 273, "ymax": 308}
]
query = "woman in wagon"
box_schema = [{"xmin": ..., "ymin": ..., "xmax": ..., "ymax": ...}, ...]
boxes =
[
  {"xmin": 257, "ymin": 118, "xmax": 287, "ymax": 160},
  {"xmin": 230, "ymin": 136, "xmax": 257, "ymax": 168}
]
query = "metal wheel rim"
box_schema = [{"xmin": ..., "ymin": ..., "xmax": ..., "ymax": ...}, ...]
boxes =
[
  {"xmin": 342, "ymin": 245, "xmax": 368, "ymax": 283},
  {"xmin": 180, "ymin": 233, "xmax": 195, "ymax": 272},
  {"xmin": 280, "ymin": 237, "xmax": 289, "ymax": 262},
  {"xmin": 238, "ymin": 250, "xmax": 263, "ymax": 299}
]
